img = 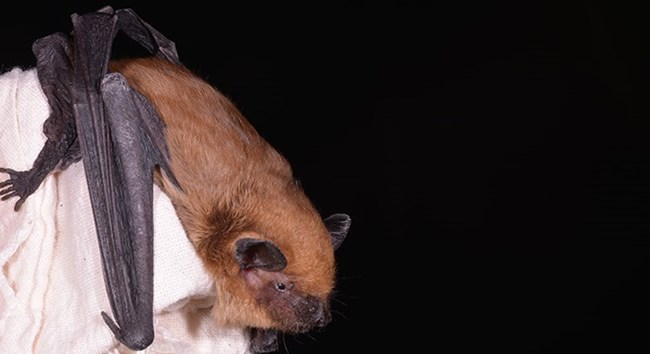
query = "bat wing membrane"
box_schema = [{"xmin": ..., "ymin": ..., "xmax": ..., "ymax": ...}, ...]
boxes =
[
  {"xmin": 1, "ymin": 5, "xmax": 180, "ymax": 351},
  {"xmin": 69, "ymin": 7, "xmax": 179, "ymax": 350}
]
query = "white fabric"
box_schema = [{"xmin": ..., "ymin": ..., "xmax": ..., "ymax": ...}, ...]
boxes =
[{"xmin": 0, "ymin": 67, "xmax": 251, "ymax": 353}]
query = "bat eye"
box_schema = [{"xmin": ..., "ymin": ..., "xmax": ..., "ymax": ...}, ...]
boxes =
[{"xmin": 276, "ymin": 282, "xmax": 294, "ymax": 291}]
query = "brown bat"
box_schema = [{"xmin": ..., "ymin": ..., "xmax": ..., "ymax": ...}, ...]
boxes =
[
  {"xmin": 111, "ymin": 57, "xmax": 351, "ymax": 352},
  {"xmin": 0, "ymin": 7, "xmax": 350, "ymax": 353}
]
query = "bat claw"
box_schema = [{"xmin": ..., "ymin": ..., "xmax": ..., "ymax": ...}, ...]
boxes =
[
  {"xmin": 101, "ymin": 311, "xmax": 122, "ymax": 335},
  {"xmin": 101, "ymin": 311, "xmax": 154, "ymax": 351},
  {"xmin": 0, "ymin": 186, "xmax": 15, "ymax": 196},
  {"xmin": 0, "ymin": 168, "xmax": 38, "ymax": 210},
  {"xmin": 1, "ymin": 191, "xmax": 17, "ymax": 200}
]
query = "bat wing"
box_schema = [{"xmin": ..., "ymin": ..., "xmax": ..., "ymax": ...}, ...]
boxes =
[
  {"xmin": 92, "ymin": 73, "xmax": 166, "ymax": 350},
  {"xmin": 68, "ymin": 8, "xmax": 179, "ymax": 350},
  {"xmin": 1, "ymin": 6, "xmax": 180, "ymax": 350}
]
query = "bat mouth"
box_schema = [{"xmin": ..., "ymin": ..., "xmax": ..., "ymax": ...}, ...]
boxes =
[{"xmin": 283, "ymin": 296, "xmax": 332, "ymax": 333}]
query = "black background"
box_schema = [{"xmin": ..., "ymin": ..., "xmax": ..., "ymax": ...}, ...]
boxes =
[{"xmin": 3, "ymin": 2, "xmax": 650, "ymax": 353}]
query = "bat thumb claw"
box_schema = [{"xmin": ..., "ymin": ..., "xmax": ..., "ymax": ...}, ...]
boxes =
[
  {"xmin": 101, "ymin": 311, "xmax": 154, "ymax": 350},
  {"xmin": 101, "ymin": 311, "xmax": 122, "ymax": 338}
]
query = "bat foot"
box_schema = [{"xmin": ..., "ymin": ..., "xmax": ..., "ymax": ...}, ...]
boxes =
[
  {"xmin": 101, "ymin": 311, "xmax": 154, "ymax": 351},
  {"xmin": 0, "ymin": 167, "xmax": 38, "ymax": 211}
]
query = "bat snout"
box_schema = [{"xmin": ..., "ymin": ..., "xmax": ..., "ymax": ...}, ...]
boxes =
[
  {"xmin": 314, "ymin": 306, "xmax": 332, "ymax": 328},
  {"xmin": 297, "ymin": 296, "xmax": 331, "ymax": 330}
]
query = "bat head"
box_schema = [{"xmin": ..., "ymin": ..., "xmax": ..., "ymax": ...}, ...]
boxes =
[
  {"xmin": 196, "ymin": 191, "xmax": 351, "ymax": 351},
  {"xmin": 233, "ymin": 213, "xmax": 350, "ymax": 333}
]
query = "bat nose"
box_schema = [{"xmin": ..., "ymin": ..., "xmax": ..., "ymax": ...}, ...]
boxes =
[
  {"xmin": 293, "ymin": 296, "xmax": 332, "ymax": 331},
  {"xmin": 307, "ymin": 300, "xmax": 331, "ymax": 327},
  {"xmin": 315, "ymin": 308, "xmax": 331, "ymax": 327}
]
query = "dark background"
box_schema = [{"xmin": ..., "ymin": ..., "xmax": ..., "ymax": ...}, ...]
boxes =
[{"xmin": 3, "ymin": 2, "xmax": 650, "ymax": 353}]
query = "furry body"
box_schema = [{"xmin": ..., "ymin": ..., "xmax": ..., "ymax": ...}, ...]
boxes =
[{"xmin": 110, "ymin": 57, "xmax": 347, "ymax": 336}]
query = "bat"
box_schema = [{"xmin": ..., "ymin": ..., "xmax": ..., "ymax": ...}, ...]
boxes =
[{"xmin": 0, "ymin": 6, "xmax": 351, "ymax": 354}]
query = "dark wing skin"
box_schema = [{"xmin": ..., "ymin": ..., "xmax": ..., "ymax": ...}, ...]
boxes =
[
  {"xmin": 1, "ymin": 6, "xmax": 179, "ymax": 351},
  {"xmin": 71, "ymin": 7, "xmax": 183, "ymax": 350}
]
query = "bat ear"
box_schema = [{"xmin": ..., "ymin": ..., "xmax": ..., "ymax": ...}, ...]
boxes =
[
  {"xmin": 235, "ymin": 238, "xmax": 287, "ymax": 271},
  {"xmin": 324, "ymin": 213, "xmax": 351, "ymax": 250}
]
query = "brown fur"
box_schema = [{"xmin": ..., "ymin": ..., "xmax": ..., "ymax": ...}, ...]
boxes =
[{"xmin": 109, "ymin": 57, "xmax": 337, "ymax": 330}]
